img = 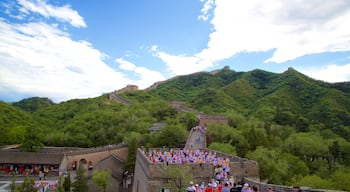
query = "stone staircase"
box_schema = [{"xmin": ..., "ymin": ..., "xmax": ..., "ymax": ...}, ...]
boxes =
[{"xmin": 185, "ymin": 127, "xmax": 207, "ymax": 150}]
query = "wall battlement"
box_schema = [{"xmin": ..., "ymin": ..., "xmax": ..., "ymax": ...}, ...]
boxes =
[
  {"xmin": 198, "ymin": 114, "xmax": 228, "ymax": 127},
  {"xmin": 132, "ymin": 148, "xmax": 259, "ymax": 192}
]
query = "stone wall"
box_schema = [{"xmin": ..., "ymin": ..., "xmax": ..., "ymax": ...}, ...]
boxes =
[
  {"xmin": 168, "ymin": 101, "xmax": 198, "ymax": 113},
  {"xmin": 198, "ymin": 114, "xmax": 228, "ymax": 127},
  {"xmin": 116, "ymin": 84, "xmax": 139, "ymax": 94},
  {"xmin": 66, "ymin": 146, "xmax": 128, "ymax": 171},
  {"xmin": 243, "ymin": 178, "xmax": 345, "ymax": 192},
  {"xmin": 132, "ymin": 148, "xmax": 260, "ymax": 192}
]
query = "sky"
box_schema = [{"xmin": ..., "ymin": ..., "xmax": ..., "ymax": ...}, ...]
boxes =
[{"xmin": 1, "ymin": 0, "xmax": 350, "ymax": 103}]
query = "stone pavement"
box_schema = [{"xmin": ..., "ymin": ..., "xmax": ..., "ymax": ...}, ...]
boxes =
[
  {"xmin": 185, "ymin": 128, "xmax": 206, "ymax": 150},
  {"xmin": 0, "ymin": 182, "xmax": 10, "ymax": 192}
]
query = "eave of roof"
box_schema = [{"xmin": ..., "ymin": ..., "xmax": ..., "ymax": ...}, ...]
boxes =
[{"xmin": 0, "ymin": 151, "xmax": 64, "ymax": 165}]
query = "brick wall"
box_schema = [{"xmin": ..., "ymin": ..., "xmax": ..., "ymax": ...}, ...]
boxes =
[
  {"xmin": 199, "ymin": 114, "xmax": 228, "ymax": 127},
  {"xmin": 66, "ymin": 146, "xmax": 128, "ymax": 171},
  {"xmin": 243, "ymin": 177, "xmax": 345, "ymax": 192},
  {"xmin": 132, "ymin": 148, "xmax": 260, "ymax": 192}
]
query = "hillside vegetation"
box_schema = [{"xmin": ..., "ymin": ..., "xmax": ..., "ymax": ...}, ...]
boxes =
[{"xmin": 1, "ymin": 67, "xmax": 350, "ymax": 191}]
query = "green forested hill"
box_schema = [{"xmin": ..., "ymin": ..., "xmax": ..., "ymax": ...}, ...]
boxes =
[
  {"xmin": 150, "ymin": 67, "xmax": 350, "ymax": 137},
  {"xmin": 1, "ymin": 67, "xmax": 350, "ymax": 190},
  {"xmin": 148, "ymin": 67, "xmax": 350, "ymax": 190},
  {"xmin": 0, "ymin": 101, "xmax": 37, "ymax": 145}
]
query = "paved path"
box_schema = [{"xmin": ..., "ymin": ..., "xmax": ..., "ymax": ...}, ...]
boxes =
[
  {"xmin": 185, "ymin": 128, "xmax": 206, "ymax": 150},
  {"xmin": 0, "ymin": 180, "xmax": 57, "ymax": 192},
  {"xmin": 0, "ymin": 182, "xmax": 10, "ymax": 192}
]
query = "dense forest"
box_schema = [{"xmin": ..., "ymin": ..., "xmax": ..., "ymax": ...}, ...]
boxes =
[{"xmin": 1, "ymin": 67, "xmax": 350, "ymax": 191}]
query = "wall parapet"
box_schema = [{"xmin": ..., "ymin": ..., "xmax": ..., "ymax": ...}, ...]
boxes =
[
  {"xmin": 67, "ymin": 143, "xmax": 128, "ymax": 156},
  {"xmin": 243, "ymin": 177, "xmax": 345, "ymax": 192},
  {"xmin": 133, "ymin": 147, "xmax": 260, "ymax": 192}
]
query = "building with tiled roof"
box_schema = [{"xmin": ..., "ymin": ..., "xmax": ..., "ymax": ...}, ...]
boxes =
[{"xmin": 0, "ymin": 151, "xmax": 67, "ymax": 176}]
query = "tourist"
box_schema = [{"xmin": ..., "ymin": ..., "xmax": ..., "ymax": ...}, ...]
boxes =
[
  {"xmin": 221, "ymin": 182, "xmax": 230, "ymax": 192},
  {"xmin": 252, "ymin": 185, "xmax": 259, "ymax": 192},
  {"xmin": 241, "ymin": 183, "xmax": 252, "ymax": 192}
]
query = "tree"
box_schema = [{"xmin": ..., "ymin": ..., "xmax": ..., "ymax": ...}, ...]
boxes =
[
  {"xmin": 63, "ymin": 173, "xmax": 71, "ymax": 192},
  {"xmin": 165, "ymin": 165, "xmax": 195, "ymax": 192},
  {"xmin": 19, "ymin": 125, "xmax": 44, "ymax": 152},
  {"xmin": 294, "ymin": 175, "xmax": 331, "ymax": 190},
  {"xmin": 156, "ymin": 124, "xmax": 187, "ymax": 148},
  {"xmin": 206, "ymin": 124, "xmax": 236, "ymax": 145},
  {"xmin": 92, "ymin": 169, "xmax": 112, "ymax": 192},
  {"xmin": 7, "ymin": 126, "xmax": 26, "ymax": 144},
  {"xmin": 56, "ymin": 176, "xmax": 65, "ymax": 192},
  {"xmin": 246, "ymin": 147, "xmax": 309, "ymax": 185},
  {"xmin": 283, "ymin": 132, "xmax": 328, "ymax": 161},
  {"xmin": 17, "ymin": 176, "xmax": 36, "ymax": 192},
  {"xmin": 10, "ymin": 174, "xmax": 16, "ymax": 192},
  {"xmin": 330, "ymin": 168, "xmax": 350, "ymax": 191},
  {"xmin": 178, "ymin": 112, "xmax": 199, "ymax": 130},
  {"xmin": 124, "ymin": 136, "xmax": 139, "ymax": 172},
  {"xmin": 72, "ymin": 164, "xmax": 88, "ymax": 192},
  {"xmin": 208, "ymin": 142, "xmax": 236, "ymax": 156}
]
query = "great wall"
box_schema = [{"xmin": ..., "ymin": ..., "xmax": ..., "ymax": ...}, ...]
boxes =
[
  {"xmin": 108, "ymin": 86, "xmax": 344, "ymax": 192},
  {"xmin": 0, "ymin": 86, "xmax": 344, "ymax": 192}
]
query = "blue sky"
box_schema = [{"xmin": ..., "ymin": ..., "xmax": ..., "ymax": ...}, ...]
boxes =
[{"xmin": 1, "ymin": 0, "xmax": 350, "ymax": 103}]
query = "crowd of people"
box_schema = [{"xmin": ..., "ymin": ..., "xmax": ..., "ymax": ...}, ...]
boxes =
[
  {"xmin": 145, "ymin": 148, "xmax": 231, "ymax": 180},
  {"xmin": 144, "ymin": 124, "xmax": 276, "ymax": 192},
  {"xmin": 145, "ymin": 148, "xmax": 229, "ymax": 167},
  {"xmin": 144, "ymin": 147, "xmax": 241, "ymax": 191},
  {"xmin": 185, "ymin": 181, "xmax": 265, "ymax": 192}
]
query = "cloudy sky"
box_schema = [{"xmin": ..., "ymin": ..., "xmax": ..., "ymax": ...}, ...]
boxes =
[{"xmin": 1, "ymin": 0, "xmax": 350, "ymax": 103}]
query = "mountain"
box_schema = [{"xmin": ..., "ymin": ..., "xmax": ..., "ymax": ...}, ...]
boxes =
[
  {"xmin": 2, "ymin": 67, "xmax": 350, "ymax": 190},
  {"xmin": 1, "ymin": 66, "xmax": 350, "ymax": 146},
  {"xmin": 149, "ymin": 67, "xmax": 350, "ymax": 133},
  {"xmin": 12, "ymin": 97, "xmax": 54, "ymax": 112}
]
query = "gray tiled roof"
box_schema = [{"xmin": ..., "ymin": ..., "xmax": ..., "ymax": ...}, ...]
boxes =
[{"xmin": 0, "ymin": 151, "xmax": 64, "ymax": 164}]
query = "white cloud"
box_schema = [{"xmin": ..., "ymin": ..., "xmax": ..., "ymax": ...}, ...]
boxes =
[
  {"xmin": 203, "ymin": 0, "xmax": 350, "ymax": 63},
  {"xmin": 117, "ymin": 58, "xmax": 136, "ymax": 71},
  {"xmin": 198, "ymin": 0, "xmax": 215, "ymax": 21},
  {"xmin": 153, "ymin": 0, "xmax": 350, "ymax": 77},
  {"xmin": 298, "ymin": 64, "xmax": 350, "ymax": 83},
  {"xmin": 17, "ymin": 0, "xmax": 86, "ymax": 28},
  {"xmin": 0, "ymin": 20, "xmax": 129, "ymax": 102},
  {"xmin": 152, "ymin": 48, "xmax": 214, "ymax": 76},
  {"xmin": 115, "ymin": 58, "xmax": 166, "ymax": 89}
]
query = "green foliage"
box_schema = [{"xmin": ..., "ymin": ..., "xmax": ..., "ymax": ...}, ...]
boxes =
[
  {"xmin": 178, "ymin": 112, "xmax": 199, "ymax": 130},
  {"xmin": 19, "ymin": 125, "xmax": 44, "ymax": 152},
  {"xmin": 283, "ymin": 132, "xmax": 329, "ymax": 161},
  {"xmin": 72, "ymin": 164, "xmax": 88, "ymax": 192},
  {"xmin": 190, "ymin": 88, "xmax": 240, "ymax": 113},
  {"xmin": 295, "ymin": 175, "xmax": 332, "ymax": 190},
  {"xmin": 155, "ymin": 124, "xmax": 188, "ymax": 148},
  {"xmin": 0, "ymin": 101, "xmax": 36, "ymax": 145},
  {"xmin": 330, "ymin": 168, "xmax": 350, "ymax": 191},
  {"xmin": 206, "ymin": 124, "xmax": 237, "ymax": 145},
  {"xmin": 2, "ymin": 67, "xmax": 350, "ymax": 190},
  {"xmin": 16, "ymin": 176, "xmax": 36, "ymax": 192},
  {"xmin": 246, "ymin": 147, "xmax": 309, "ymax": 185},
  {"xmin": 164, "ymin": 165, "xmax": 195, "ymax": 192},
  {"xmin": 92, "ymin": 169, "xmax": 112, "ymax": 192},
  {"xmin": 10, "ymin": 174, "xmax": 16, "ymax": 192},
  {"xmin": 12, "ymin": 97, "xmax": 54, "ymax": 112},
  {"xmin": 150, "ymin": 67, "xmax": 350, "ymax": 137},
  {"xmin": 63, "ymin": 173, "xmax": 71, "ymax": 192},
  {"xmin": 124, "ymin": 135, "xmax": 139, "ymax": 172},
  {"xmin": 208, "ymin": 142, "xmax": 236, "ymax": 155},
  {"xmin": 56, "ymin": 176, "xmax": 65, "ymax": 192}
]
